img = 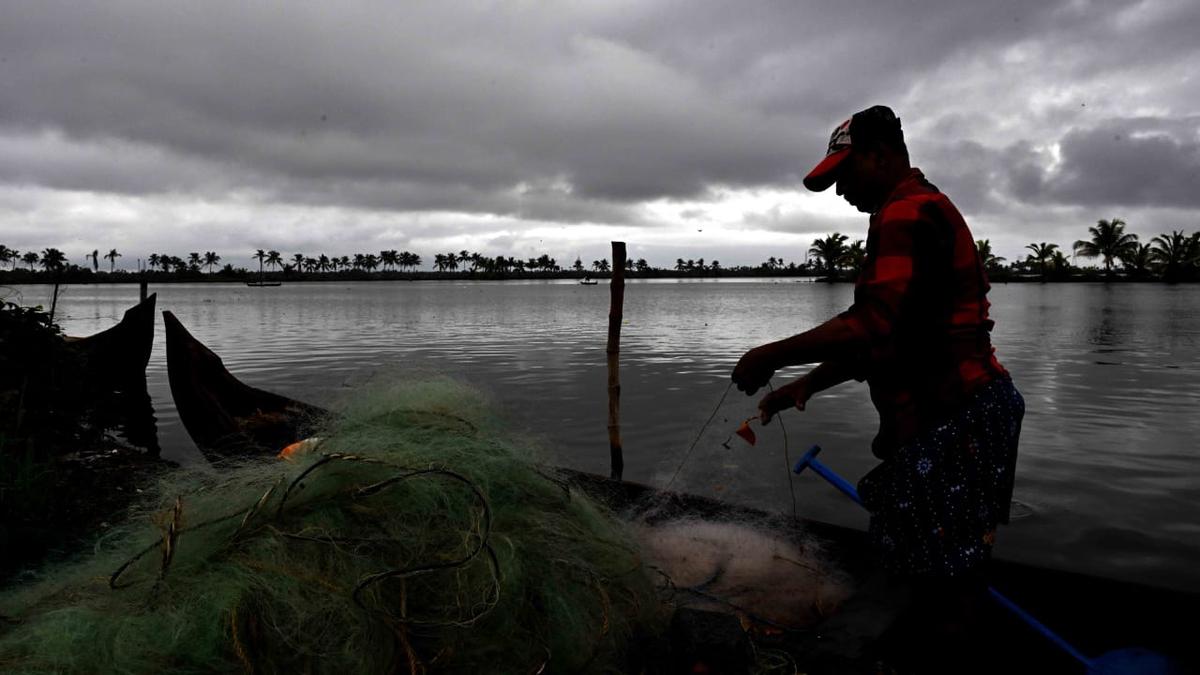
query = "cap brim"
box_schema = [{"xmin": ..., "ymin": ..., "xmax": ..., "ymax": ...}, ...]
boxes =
[{"xmin": 803, "ymin": 147, "xmax": 850, "ymax": 192}]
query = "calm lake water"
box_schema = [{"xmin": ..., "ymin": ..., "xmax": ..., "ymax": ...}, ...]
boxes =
[{"xmin": 10, "ymin": 279, "xmax": 1200, "ymax": 592}]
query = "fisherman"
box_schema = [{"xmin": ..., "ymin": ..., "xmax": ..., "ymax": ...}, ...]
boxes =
[{"xmin": 731, "ymin": 105, "xmax": 1024, "ymax": 671}]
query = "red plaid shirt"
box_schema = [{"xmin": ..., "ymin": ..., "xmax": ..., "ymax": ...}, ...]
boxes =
[{"xmin": 838, "ymin": 168, "xmax": 1008, "ymax": 458}]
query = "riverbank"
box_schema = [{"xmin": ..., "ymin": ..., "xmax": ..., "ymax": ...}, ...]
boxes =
[
  {"xmin": 3, "ymin": 268, "xmax": 1196, "ymax": 285},
  {"xmin": 0, "ymin": 300, "xmax": 168, "ymax": 582}
]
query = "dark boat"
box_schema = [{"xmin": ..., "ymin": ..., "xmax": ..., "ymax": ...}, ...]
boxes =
[
  {"xmin": 245, "ymin": 280, "xmax": 282, "ymax": 287},
  {"xmin": 163, "ymin": 310, "xmax": 323, "ymax": 458},
  {"xmin": 61, "ymin": 293, "xmax": 160, "ymax": 453},
  {"xmin": 161, "ymin": 312, "xmax": 1197, "ymax": 673},
  {"xmin": 65, "ymin": 293, "xmax": 157, "ymax": 378}
]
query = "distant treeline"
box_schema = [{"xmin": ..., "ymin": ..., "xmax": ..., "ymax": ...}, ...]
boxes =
[{"xmin": 3, "ymin": 219, "xmax": 1197, "ymax": 284}]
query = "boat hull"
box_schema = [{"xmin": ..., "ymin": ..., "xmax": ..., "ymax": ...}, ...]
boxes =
[{"xmin": 163, "ymin": 310, "xmax": 324, "ymax": 458}]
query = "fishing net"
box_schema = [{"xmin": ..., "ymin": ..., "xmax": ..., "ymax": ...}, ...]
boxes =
[{"xmin": 0, "ymin": 379, "xmax": 663, "ymax": 674}]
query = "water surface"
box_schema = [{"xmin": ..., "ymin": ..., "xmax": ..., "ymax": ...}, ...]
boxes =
[{"xmin": 12, "ymin": 279, "xmax": 1200, "ymax": 592}]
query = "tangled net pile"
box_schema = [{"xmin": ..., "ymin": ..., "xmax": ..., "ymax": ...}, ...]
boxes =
[{"xmin": 0, "ymin": 380, "xmax": 662, "ymax": 673}]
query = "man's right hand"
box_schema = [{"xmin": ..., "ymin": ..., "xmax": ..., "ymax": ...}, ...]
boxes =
[
  {"xmin": 732, "ymin": 345, "xmax": 779, "ymax": 395},
  {"xmin": 758, "ymin": 377, "xmax": 812, "ymax": 425}
]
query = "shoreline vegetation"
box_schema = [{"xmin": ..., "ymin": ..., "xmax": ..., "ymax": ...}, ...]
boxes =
[{"xmin": 2, "ymin": 219, "xmax": 1198, "ymax": 286}]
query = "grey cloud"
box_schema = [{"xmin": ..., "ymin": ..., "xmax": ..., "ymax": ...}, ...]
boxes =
[
  {"xmin": 739, "ymin": 205, "xmax": 861, "ymax": 238},
  {"xmin": 0, "ymin": 3, "xmax": 806, "ymax": 205},
  {"xmin": 1, "ymin": 0, "xmax": 1199, "ymax": 257},
  {"xmin": 1013, "ymin": 118, "xmax": 1200, "ymax": 208}
]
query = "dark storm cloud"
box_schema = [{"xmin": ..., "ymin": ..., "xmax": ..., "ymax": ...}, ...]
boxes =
[
  {"xmin": 0, "ymin": 2, "xmax": 807, "ymax": 208},
  {"xmin": 1015, "ymin": 118, "xmax": 1200, "ymax": 209},
  {"xmin": 0, "ymin": 0, "xmax": 1198, "ymax": 261}
]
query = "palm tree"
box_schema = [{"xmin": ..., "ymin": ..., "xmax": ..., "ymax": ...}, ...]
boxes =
[
  {"xmin": 316, "ymin": 254, "xmax": 331, "ymax": 273},
  {"xmin": 842, "ymin": 240, "xmax": 866, "ymax": 277},
  {"xmin": 592, "ymin": 258, "xmax": 610, "ymax": 272},
  {"xmin": 974, "ymin": 239, "xmax": 1006, "ymax": 273},
  {"xmin": 252, "ymin": 249, "xmax": 266, "ymax": 275},
  {"xmin": 1025, "ymin": 242, "xmax": 1060, "ymax": 280},
  {"xmin": 0, "ymin": 244, "xmax": 13, "ymax": 270},
  {"xmin": 188, "ymin": 252, "xmax": 202, "ymax": 272},
  {"xmin": 148, "ymin": 253, "xmax": 161, "ymax": 272},
  {"xmin": 457, "ymin": 250, "xmax": 471, "ymax": 271},
  {"xmin": 339, "ymin": 255, "xmax": 351, "ymax": 272},
  {"xmin": 104, "ymin": 248, "xmax": 121, "ymax": 272},
  {"xmin": 40, "ymin": 248, "xmax": 67, "ymax": 272},
  {"xmin": 88, "ymin": 249, "xmax": 100, "ymax": 272},
  {"xmin": 22, "ymin": 251, "xmax": 39, "ymax": 271},
  {"xmin": 809, "ymin": 233, "xmax": 850, "ymax": 278},
  {"xmin": 1049, "ymin": 250, "xmax": 1072, "ymax": 279},
  {"xmin": 363, "ymin": 253, "xmax": 380, "ymax": 272},
  {"xmin": 380, "ymin": 249, "xmax": 398, "ymax": 272},
  {"xmin": 1150, "ymin": 230, "xmax": 1200, "ymax": 283},
  {"xmin": 1119, "ymin": 242, "xmax": 1154, "ymax": 280},
  {"xmin": 635, "ymin": 258, "xmax": 650, "ymax": 273},
  {"xmin": 203, "ymin": 251, "xmax": 221, "ymax": 273},
  {"xmin": 265, "ymin": 250, "xmax": 283, "ymax": 272},
  {"xmin": 292, "ymin": 253, "xmax": 305, "ymax": 271},
  {"xmin": 1074, "ymin": 218, "xmax": 1138, "ymax": 278}
]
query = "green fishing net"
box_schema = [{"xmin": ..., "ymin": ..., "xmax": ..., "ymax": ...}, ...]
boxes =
[{"xmin": 0, "ymin": 380, "xmax": 663, "ymax": 674}]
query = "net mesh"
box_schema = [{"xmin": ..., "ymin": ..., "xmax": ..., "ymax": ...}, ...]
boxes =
[{"xmin": 0, "ymin": 378, "xmax": 852, "ymax": 673}]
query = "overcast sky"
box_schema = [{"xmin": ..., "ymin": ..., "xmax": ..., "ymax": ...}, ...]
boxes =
[{"xmin": 2, "ymin": 0, "xmax": 1198, "ymax": 269}]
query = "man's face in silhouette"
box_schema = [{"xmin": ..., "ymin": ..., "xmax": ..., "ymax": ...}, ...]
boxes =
[{"xmin": 834, "ymin": 147, "xmax": 889, "ymax": 214}]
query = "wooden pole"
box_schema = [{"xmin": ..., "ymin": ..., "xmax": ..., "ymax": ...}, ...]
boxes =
[
  {"xmin": 607, "ymin": 241, "xmax": 626, "ymax": 480},
  {"xmin": 49, "ymin": 279, "xmax": 61, "ymax": 324}
]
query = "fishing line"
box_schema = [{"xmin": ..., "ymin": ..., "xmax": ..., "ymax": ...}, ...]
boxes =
[
  {"xmin": 664, "ymin": 379, "xmax": 800, "ymax": 523},
  {"xmin": 767, "ymin": 382, "xmax": 800, "ymax": 522},
  {"xmin": 664, "ymin": 381, "xmax": 734, "ymax": 491}
]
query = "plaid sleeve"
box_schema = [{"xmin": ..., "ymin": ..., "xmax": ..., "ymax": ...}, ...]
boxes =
[{"xmin": 839, "ymin": 199, "xmax": 922, "ymax": 345}]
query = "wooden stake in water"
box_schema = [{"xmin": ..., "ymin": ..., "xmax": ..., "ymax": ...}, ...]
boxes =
[
  {"xmin": 49, "ymin": 280, "xmax": 61, "ymax": 324},
  {"xmin": 607, "ymin": 241, "xmax": 626, "ymax": 480}
]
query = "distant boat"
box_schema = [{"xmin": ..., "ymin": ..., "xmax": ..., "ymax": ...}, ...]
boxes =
[
  {"xmin": 245, "ymin": 280, "xmax": 282, "ymax": 287},
  {"xmin": 580, "ymin": 277, "xmax": 598, "ymax": 285}
]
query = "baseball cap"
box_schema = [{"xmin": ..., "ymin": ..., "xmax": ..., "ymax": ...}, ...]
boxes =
[{"xmin": 803, "ymin": 105, "xmax": 903, "ymax": 192}]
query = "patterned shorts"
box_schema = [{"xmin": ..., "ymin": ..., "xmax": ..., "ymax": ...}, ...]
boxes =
[{"xmin": 857, "ymin": 377, "xmax": 1024, "ymax": 578}]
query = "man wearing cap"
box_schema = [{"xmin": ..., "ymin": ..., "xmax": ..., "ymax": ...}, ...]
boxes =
[{"xmin": 732, "ymin": 106, "xmax": 1024, "ymax": 668}]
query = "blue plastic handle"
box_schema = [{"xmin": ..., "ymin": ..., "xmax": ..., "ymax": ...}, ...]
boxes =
[{"xmin": 792, "ymin": 445, "xmax": 863, "ymax": 506}]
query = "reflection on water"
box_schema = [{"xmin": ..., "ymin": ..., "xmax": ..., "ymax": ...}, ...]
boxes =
[{"xmin": 16, "ymin": 279, "xmax": 1200, "ymax": 592}]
